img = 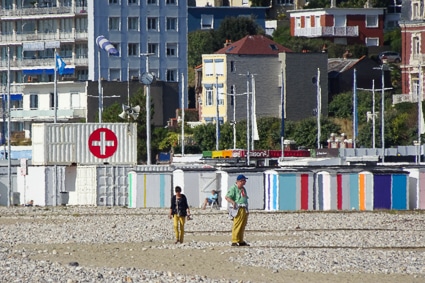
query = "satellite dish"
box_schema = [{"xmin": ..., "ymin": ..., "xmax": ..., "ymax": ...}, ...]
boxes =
[{"xmin": 119, "ymin": 104, "xmax": 140, "ymax": 120}]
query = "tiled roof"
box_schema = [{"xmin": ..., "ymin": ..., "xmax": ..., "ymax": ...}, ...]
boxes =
[
  {"xmin": 327, "ymin": 56, "xmax": 367, "ymax": 73},
  {"xmin": 214, "ymin": 35, "xmax": 292, "ymax": 55}
]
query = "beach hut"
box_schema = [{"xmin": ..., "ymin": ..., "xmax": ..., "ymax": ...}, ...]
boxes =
[
  {"xmin": 128, "ymin": 166, "xmax": 174, "ymax": 208},
  {"xmin": 264, "ymin": 168, "xmax": 314, "ymax": 211},
  {"xmin": 217, "ymin": 168, "xmax": 266, "ymax": 210},
  {"xmin": 403, "ymin": 167, "xmax": 425, "ymax": 209},
  {"xmin": 173, "ymin": 168, "xmax": 218, "ymax": 208}
]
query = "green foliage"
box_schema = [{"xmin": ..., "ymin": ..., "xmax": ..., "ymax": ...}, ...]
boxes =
[
  {"xmin": 188, "ymin": 17, "xmax": 263, "ymax": 68},
  {"xmin": 188, "ymin": 30, "xmax": 216, "ymax": 68},
  {"xmin": 192, "ymin": 123, "xmax": 217, "ymax": 151},
  {"xmin": 290, "ymin": 117, "xmax": 340, "ymax": 148},
  {"xmin": 216, "ymin": 16, "xmax": 263, "ymax": 45},
  {"xmin": 384, "ymin": 28, "xmax": 401, "ymax": 53}
]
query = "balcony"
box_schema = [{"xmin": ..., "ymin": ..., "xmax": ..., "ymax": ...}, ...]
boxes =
[
  {"xmin": 0, "ymin": 6, "xmax": 72, "ymax": 17},
  {"xmin": 294, "ymin": 26, "xmax": 359, "ymax": 37},
  {"xmin": 0, "ymin": 56, "xmax": 88, "ymax": 70},
  {"xmin": 9, "ymin": 108, "xmax": 86, "ymax": 121},
  {"xmin": 0, "ymin": 30, "xmax": 88, "ymax": 45}
]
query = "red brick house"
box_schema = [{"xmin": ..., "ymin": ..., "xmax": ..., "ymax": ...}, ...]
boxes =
[
  {"xmin": 399, "ymin": 21, "xmax": 424, "ymax": 101},
  {"xmin": 288, "ymin": 8, "xmax": 385, "ymax": 46}
]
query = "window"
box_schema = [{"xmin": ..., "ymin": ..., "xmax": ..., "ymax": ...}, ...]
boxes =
[
  {"xmin": 167, "ymin": 43, "xmax": 177, "ymax": 56},
  {"xmin": 277, "ymin": 0, "xmax": 293, "ymax": 5},
  {"xmin": 30, "ymin": 94, "xmax": 38, "ymax": 109},
  {"xmin": 128, "ymin": 0, "xmax": 137, "ymax": 4},
  {"xmin": 147, "ymin": 0, "xmax": 156, "ymax": 4},
  {"xmin": 201, "ymin": 14, "xmax": 213, "ymax": 29},
  {"xmin": 167, "ymin": 69, "xmax": 176, "ymax": 82},
  {"xmin": 413, "ymin": 2, "xmax": 420, "ymax": 19},
  {"xmin": 217, "ymin": 85, "xmax": 224, "ymax": 105},
  {"xmin": 215, "ymin": 59, "xmax": 224, "ymax": 76},
  {"xmin": 109, "ymin": 17, "xmax": 120, "ymax": 31},
  {"xmin": 365, "ymin": 37, "xmax": 379, "ymax": 46},
  {"xmin": 366, "ymin": 15, "xmax": 378, "ymax": 28},
  {"xmin": 305, "ymin": 16, "xmax": 310, "ymax": 28},
  {"xmin": 109, "ymin": 0, "xmax": 118, "ymax": 4},
  {"xmin": 204, "ymin": 59, "xmax": 213, "ymax": 76},
  {"xmin": 205, "ymin": 87, "xmax": 213, "ymax": 106},
  {"xmin": 166, "ymin": 18, "xmax": 177, "ymax": 31},
  {"xmin": 230, "ymin": 61, "xmax": 235, "ymax": 72},
  {"xmin": 230, "ymin": 85, "xmax": 235, "ymax": 106},
  {"xmin": 334, "ymin": 15, "xmax": 346, "ymax": 27},
  {"xmin": 295, "ymin": 17, "xmax": 301, "ymax": 28},
  {"xmin": 148, "ymin": 18, "xmax": 157, "ymax": 31},
  {"xmin": 413, "ymin": 37, "xmax": 420, "ymax": 55},
  {"xmin": 166, "ymin": 0, "xmax": 176, "ymax": 4},
  {"xmin": 50, "ymin": 93, "xmax": 54, "ymax": 109},
  {"xmin": 148, "ymin": 43, "xmax": 158, "ymax": 55},
  {"xmin": 71, "ymin": 93, "xmax": 80, "ymax": 108},
  {"xmin": 128, "ymin": 43, "xmax": 139, "ymax": 56},
  {"xmin": 128, "ymin": 17, "xmax": 138, "ymax": 31}
]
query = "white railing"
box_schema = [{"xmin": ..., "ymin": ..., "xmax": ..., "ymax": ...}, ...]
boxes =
[
  {"xmin": 295, "ymin": 26, "xmax": 359, "ymax": 37},
  {"xmin": 392, "ymin": 94, "xmax": 413, "ymax": 105}
]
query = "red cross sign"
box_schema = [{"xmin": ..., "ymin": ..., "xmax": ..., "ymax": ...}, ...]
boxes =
[{"xmin": 88, "ymin": 128, "xmax": 118, "ymax": 159}]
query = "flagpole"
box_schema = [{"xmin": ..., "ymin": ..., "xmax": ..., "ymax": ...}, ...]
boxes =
[
  {"xmin": 98, "ymin": 49, "xmax": 102, "ymax": 123},
  {"xmin": 54, "ymin": 51, "xmax": 58, "ymax": 123},
  {"xmin": 280, "ymin": 69, "xmax": 285, "ymax": 157},
  {"xmin": 7, "ymin": 46, "xmax": 11, "ymax": 207},
  {"xmin": 181, "ymin": 72, "xmax": 185, "ymax": 156}
]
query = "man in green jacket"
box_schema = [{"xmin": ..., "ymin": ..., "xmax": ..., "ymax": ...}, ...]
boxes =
[{"xmin": 225, "ymin": 174, "xmax": 250, "ymax": 247}]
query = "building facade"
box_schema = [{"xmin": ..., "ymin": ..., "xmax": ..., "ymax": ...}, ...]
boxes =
[
  {"xmin": 288, "ymin": 8, "xmax": 385, "ymax": 46},
  {"xmin": 0, "ymin": 0, "xmax": 187, "ymax": 142},
  {"xmin": 199, "ymin": 35, "xmax": 327, "ymax": 127},
  {"xmin": 398, "ymin": 1, "xmax": 425, "ymax": 103}
]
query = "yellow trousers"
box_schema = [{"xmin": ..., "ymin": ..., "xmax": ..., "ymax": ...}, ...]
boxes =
[
  {"xmin": 232, "ymin": 207, "xmax": 248, "ymax": 243},
  {"xmin": 173, "ymin": 215, "xmax": 186, "ymax": 243}
]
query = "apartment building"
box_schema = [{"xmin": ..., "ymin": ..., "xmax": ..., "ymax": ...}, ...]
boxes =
[{"xmin": 0, "ymin": 0, "xmax": 187, "ymax": 141}]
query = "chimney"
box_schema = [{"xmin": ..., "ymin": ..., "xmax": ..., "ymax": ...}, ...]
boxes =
[
  {"xmin": 330, "ymin": 0, "xmax": 336, "ymax": 8},
  {"xmin": 224, "ymin": 39, "xmax": 232, "ymax": 47}
]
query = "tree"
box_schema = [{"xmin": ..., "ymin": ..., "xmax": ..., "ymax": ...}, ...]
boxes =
[
  {"xmin": 188, "ymin": 30, "xmax": 216, "ymax": 68},
  {"xmin": 215, "ymin": 16, "xmax": 264, "ymax": 46}
]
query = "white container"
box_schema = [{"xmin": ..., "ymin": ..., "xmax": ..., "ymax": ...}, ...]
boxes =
[{"xmin": 32, "ymin": 123, "xmax": 137, "ymax": 165}]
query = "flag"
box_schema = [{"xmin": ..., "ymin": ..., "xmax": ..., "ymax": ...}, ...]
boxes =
[
  {"xmin": 96, "ymin": 35, "xmax": 119, "ymax": 56},
  {"xmin": 55, "ymin": 54, "xmax": 66, "ymax": 75}
]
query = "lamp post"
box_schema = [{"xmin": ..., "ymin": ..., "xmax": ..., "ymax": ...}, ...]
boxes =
[
  {"xmin": 215, "ymin": 75, "xmax": 219, "ymax": 151},
  {"xmin": 226, "ymin": 87, "xmax": 246, "ymax": 150},
  {"xmin": 358, "ymin": 80, "xmax": 391, "ymax": 149},
  {"xmin": 245, "ymin": 72, "xmax": 250, "ymax": 165},
  {"xmin": 418, "ymin": 64, "xmax": 423, "ymax": 164},
  {"xmin": 6, "ymin": 46, "xmax": 11, "ymax": 207},
  {"xmin": 140, "ymin": 53, "xmax": 154, "ymax": 165},
  {"xmin": 371, "ymin": 64, "xmax": 391, "ymax": 162}
]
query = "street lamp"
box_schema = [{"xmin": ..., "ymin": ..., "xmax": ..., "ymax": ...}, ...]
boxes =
[
  {"xmin": 226, "ymin": 86, "xmax": 246, "ymax": 150},
  {"xmin": 215, "ymin": 75, "xmax": 219, "ymax": 151},
  {"xmin": 373, "ymin": 64, "xmax": 390, "ymax": 163},
  {"xmin": 140, "ymin": 53, "xmax": 154, "ymax": 165}
]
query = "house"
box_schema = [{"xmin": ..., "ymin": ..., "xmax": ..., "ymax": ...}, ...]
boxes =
[
  {"xmin": 188, "ymin": 6, "xmax": 268, "ymax": 32},
  {"xmin": 328, "ymin": 56, "xmax": 391, "ymax": 102},
  {"xmin": 398, "ymin": 2, "xmax": 425, "ymax": 104},
  {"xmin": 199, "ymin": 34, "xmax": 328, "ymax": 126},
  {"xmin": 0, "ymin": 1, "xmax": 188, "ymax": 141},
  {"xmin": 288, "ymin": 5, "xmax": 385, "ymax": 46}
]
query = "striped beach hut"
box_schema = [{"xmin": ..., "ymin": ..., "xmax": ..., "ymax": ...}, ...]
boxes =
[{"xmin": 264, "ymin": 168, "xmax": 314, "ymax": 211}]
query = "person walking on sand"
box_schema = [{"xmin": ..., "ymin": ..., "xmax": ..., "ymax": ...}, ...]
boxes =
[
  {"xmin": 169, "ymin": 186, "xmax": 191, "ymax": 244},
  {"xmin": 225, "ymin": 175, "xmax": 250, "ymax": 247}
]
